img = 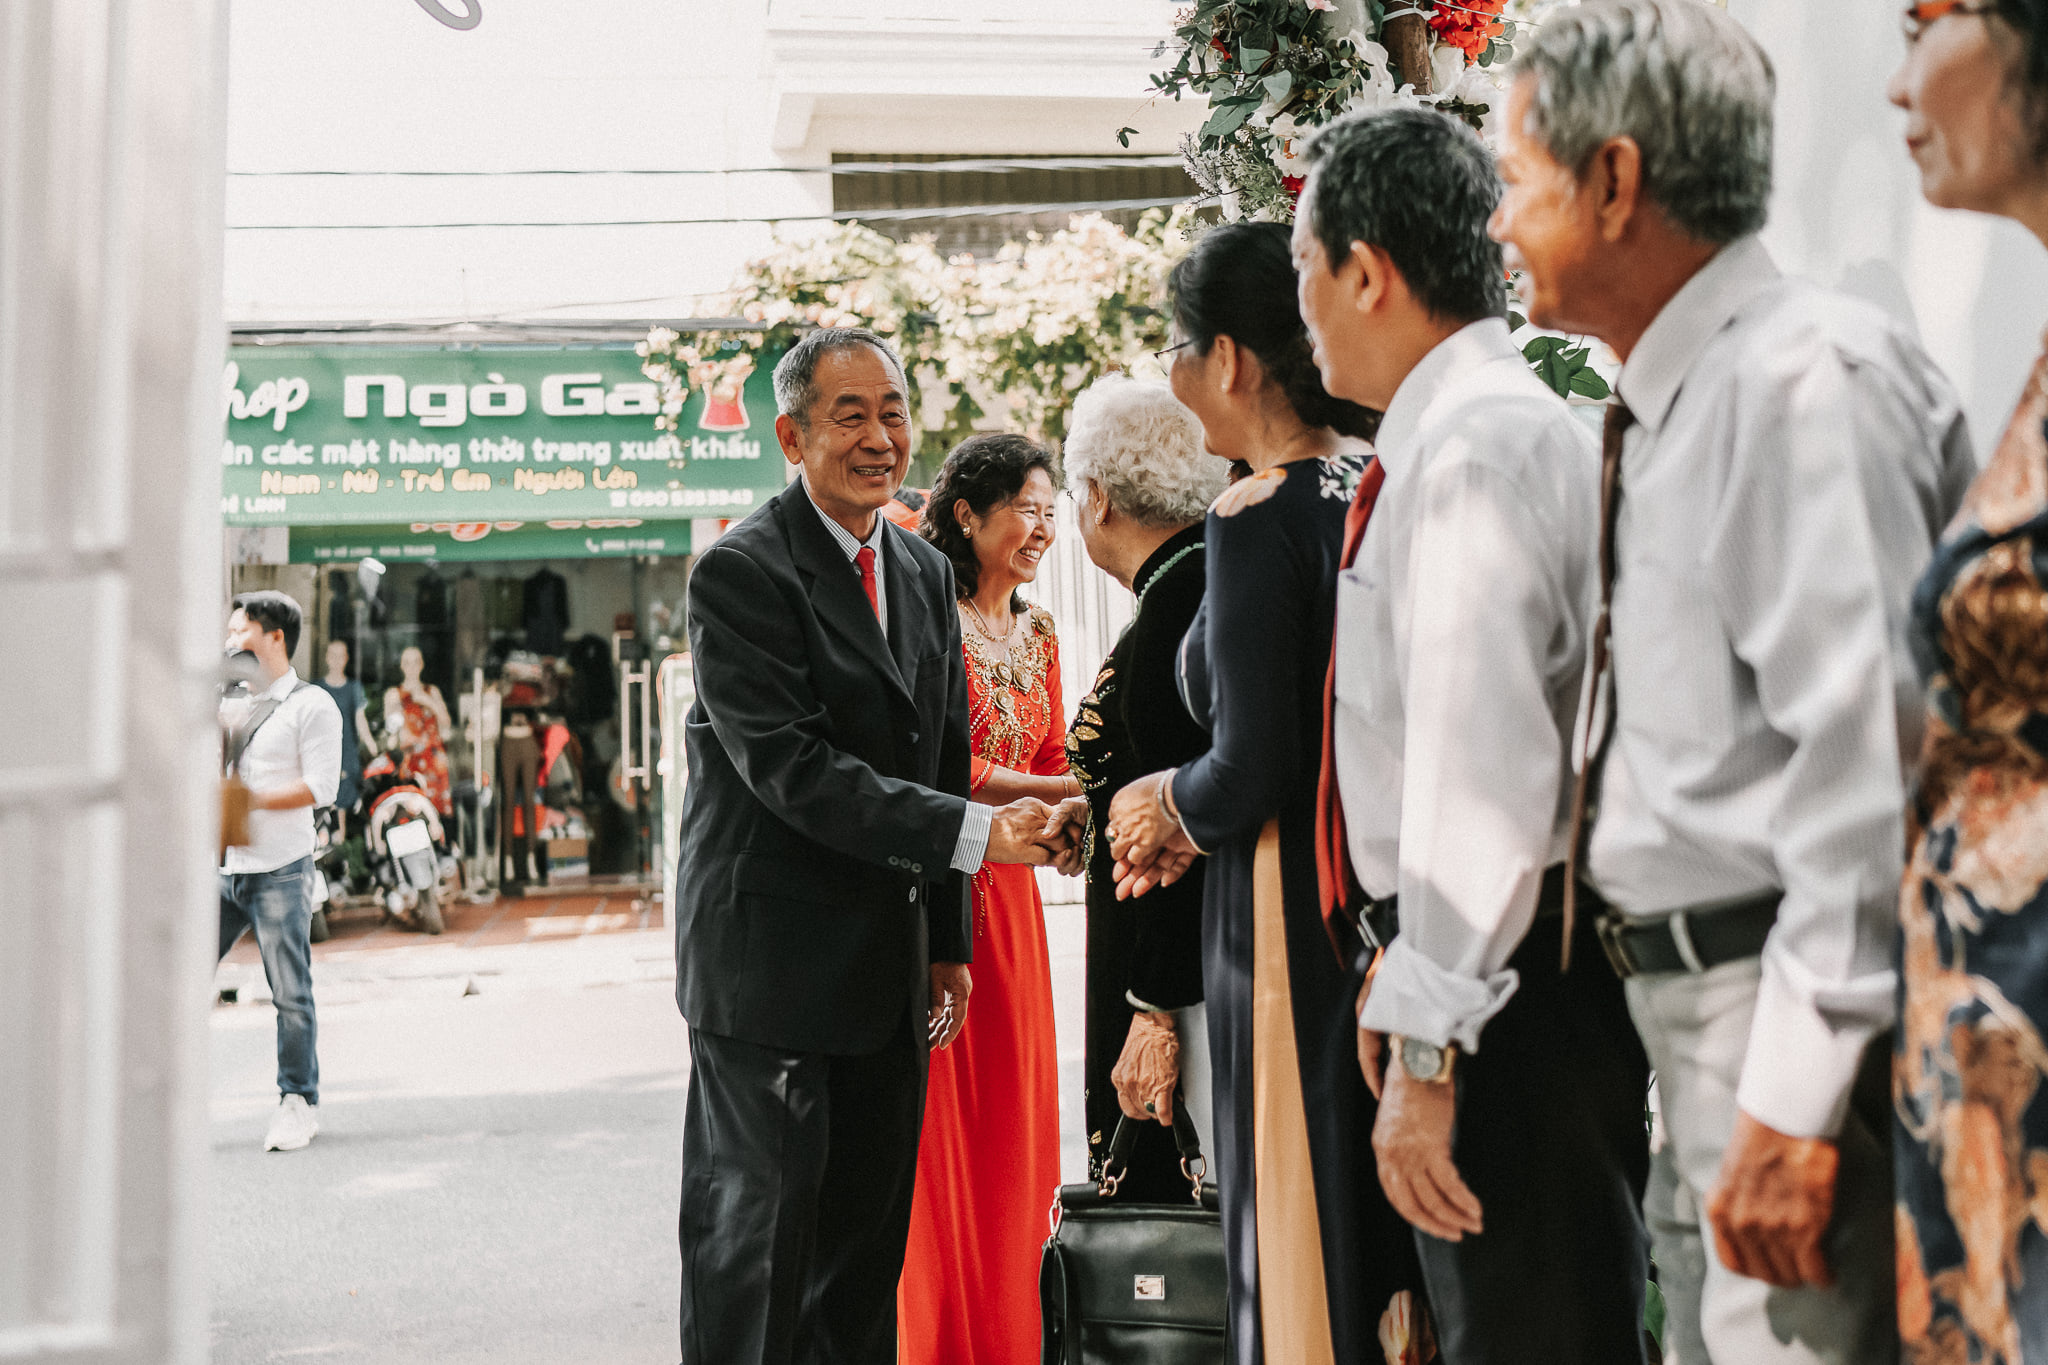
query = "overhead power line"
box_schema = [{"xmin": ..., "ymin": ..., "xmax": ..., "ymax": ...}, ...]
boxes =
[
  {"xmin": 226, "ymin": 156, "xmax": 1191, "ymax": 178},
  {"xmin": 224, "ymin": 194, "xmax": 1208, "ymax": 231}
]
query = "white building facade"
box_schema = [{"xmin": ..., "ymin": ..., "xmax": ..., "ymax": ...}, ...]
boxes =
[{"xmin": 225, "ymin": 0, "xmax": 1202, "ymax": 326}]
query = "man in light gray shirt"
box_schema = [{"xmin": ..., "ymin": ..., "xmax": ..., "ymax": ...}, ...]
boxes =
[{"xmin": 1492, "ymin": 4, "xmax": 1973, "ymax": 1360}]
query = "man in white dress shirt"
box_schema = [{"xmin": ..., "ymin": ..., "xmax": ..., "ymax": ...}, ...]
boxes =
[
  {"xmin": 220, "ymin": 590, "xmax": 342, "ymax": 1152},
  {"xmin": 1491, "ymin": 4, "xmax": 1974, "ymax": 1361},
  {"xmin": 1297, "ymin": 107, "xmax": 1652, "ymax": 1362}
]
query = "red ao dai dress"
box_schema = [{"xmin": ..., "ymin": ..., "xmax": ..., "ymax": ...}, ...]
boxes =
[{"xmin": 897, "ymin": 604, "xmax": 1065, "ymax": 1364}]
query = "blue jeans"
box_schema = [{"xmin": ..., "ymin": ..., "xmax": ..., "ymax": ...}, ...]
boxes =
[{"xmin": 219, "ymin": 855, "xmax": 319, "ymax": 1104}]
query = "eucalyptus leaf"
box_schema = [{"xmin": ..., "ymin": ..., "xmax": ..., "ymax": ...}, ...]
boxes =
[
  {"xmin": 1201, "ymin": 100, "xmax": 1258, "ymax": 141},
  {"xmin": 1265, "ymin": 71, "xmax": 1294, "ymax": 104},
  {"xmin": 1240, "ymin": 44, "xmax": 1271, "ymax": 69},
  {"xmin": 1569, "ymin": 368, "xmax": 1612, "ymax": 400},
  {"xmin": 1116, "ymin": 126, "xmax": 1138, "ymax": 149},
  {"xmin": 1507, "ymin": 310, "xmax": 1527, "ymax": 332}
]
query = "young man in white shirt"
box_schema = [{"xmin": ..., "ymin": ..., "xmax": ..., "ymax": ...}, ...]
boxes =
[
  {"xmin": 221, "ymin": 590, "xmax": 342, "ymax": 1152},
  {"xmin": 1491, "ymin": 4, "xmax": 1973, "ymax": 1361},
  {"xmin": 1295, "ymin": 107, "xmax": 1651, "ymax": 1361}
]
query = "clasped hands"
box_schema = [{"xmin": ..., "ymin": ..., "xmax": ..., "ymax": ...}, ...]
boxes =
[
  {"xmin": 1102, "ymin": 770, "xmax": 1199, "ymax": 899},
  {"xmin": 985, "ymin": 796, "xmax": 1081, "ymax": 869}
]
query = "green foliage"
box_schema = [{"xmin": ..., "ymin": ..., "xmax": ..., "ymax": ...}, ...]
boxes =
[
  {"xmin": 641, "ymin": 211, "xmax": 1194, "ymax": 462},
  {"xmin": 1522, "ymin": 334, "xmax": 1612, "ymax": 401}
]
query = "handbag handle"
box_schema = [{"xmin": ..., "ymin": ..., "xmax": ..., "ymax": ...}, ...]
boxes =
[{"xmin": 1099, "ymin": 1090, "xmax": 1207, "ymax": 1203}]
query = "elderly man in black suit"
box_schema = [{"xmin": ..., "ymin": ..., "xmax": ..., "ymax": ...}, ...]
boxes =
[{"xmin": 672, "ymin": 326, "xmax": 1064, "ymax": 1365}]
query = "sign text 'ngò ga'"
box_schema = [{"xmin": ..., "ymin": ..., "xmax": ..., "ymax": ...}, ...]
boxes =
[{"xmin": 220, "ymin": 346, "xmax": 784, "ymax": 528}]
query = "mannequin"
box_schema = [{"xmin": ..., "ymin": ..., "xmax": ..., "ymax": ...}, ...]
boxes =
[
  {"xmin": 385, "ymin": 645, "xmax": 454, "ymax": 816},
  {"xmin": 499, "ymin": 705, "xmax": 542, "ymax": 890},
  {"xmin": 315, "ymin": 638, "xmax": 377, "ymax": 828}
]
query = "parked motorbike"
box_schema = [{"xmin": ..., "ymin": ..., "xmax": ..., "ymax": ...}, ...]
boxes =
[
  {"xmin": 309, "ymin": 806, "xmax": 350, "ymax": 943},
  {"xmin": 360, "ymin": 751, "xmax": 461, "ymax": 934}
]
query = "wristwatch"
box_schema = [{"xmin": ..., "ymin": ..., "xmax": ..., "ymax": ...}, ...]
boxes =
[{"xmin": 1395, "ymin": 1036, "xmax": 1457, "ymax": 1085}]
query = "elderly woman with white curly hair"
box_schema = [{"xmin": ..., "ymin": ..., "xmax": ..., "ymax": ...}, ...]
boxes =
[{"xmin": 1054, "ymin": 374, "xmax": 1229, "ymax": 1201}]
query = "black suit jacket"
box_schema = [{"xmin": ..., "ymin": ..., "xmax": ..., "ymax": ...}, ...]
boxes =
[{"xmin": 673, "ymin": 480, "xmax": 974, "ymax": 1056}]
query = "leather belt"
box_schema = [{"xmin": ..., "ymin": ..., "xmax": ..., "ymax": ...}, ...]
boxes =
[
  {"xmin": 1355, "ymin": 864, "xmax": 1570, "ymax": 957},
  {"xmin": 1594, "ymin": 890, "xmax": 1781, "ymax": 979}
]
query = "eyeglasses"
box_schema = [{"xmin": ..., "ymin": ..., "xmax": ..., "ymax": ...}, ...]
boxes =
[
  {"xmin": 1151, "ymin": 339, "xmax": 1194, "ymax": 362},
  {"xmin": 1902, "ymin": 0, "xmax": 1997, "ymax": 43}
]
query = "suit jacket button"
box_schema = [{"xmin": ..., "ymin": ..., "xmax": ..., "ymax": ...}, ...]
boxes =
[
  {"xmin": 907, "ymin": 888, "xmax": 918, "ymax": 902},
  {"xmin": 887, "ymin": 856, "xmax": 900, "ymax": 868}
]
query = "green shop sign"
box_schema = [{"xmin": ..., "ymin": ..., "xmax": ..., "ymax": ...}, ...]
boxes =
[
  {"xmin": 221, "ymin": 344, "xmax": 786, "ymax": 527},
  {"xmin": 286, "ymin": 520, "xmax": 722, "ymax": 563}
]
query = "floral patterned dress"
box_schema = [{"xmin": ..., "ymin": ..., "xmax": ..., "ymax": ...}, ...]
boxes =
[
  {"xmin": 1898, "ymin": 346, "xmax": 2048, "ymax": 1364},
  {"xmin": 897, "ymin": 604, "xmax": 1065, "ymax": 1365},
  {"xmin": 394, "ymin": 685, "xmax": 452, "ymax": 816}
]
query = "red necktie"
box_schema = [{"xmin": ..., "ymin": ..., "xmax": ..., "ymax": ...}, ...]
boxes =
[
  {"xmin": 1317, "ymin": 458, "xmax": 1386, "ymax": 959},
  {"xmin": 855, "ymin": 546, "xmax": 879, "ymax": 617}
]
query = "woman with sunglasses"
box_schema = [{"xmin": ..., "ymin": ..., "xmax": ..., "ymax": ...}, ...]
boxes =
[{"xmin": 1890, "ymin": 4, "xmax": 2048, "ymax": 1358}]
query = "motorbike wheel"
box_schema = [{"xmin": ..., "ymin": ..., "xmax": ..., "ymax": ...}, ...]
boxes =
[
  {"xmin": 417, "ymin": 888, "xmax": 445, "ymax": 936},
  {"xmin": 309, "ymin": 909, "xmax": 331, "ymax": 944}
]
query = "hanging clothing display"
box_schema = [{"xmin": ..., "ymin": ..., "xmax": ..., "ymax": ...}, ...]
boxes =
[
  {"xmin": 454, "ymin": 571, "xmax": 486, "ymax": 686},
  {"xmin": 522, "ymin": 567, "xmax": 570, "ymax": 655},
  {"xmin": 417, "ymin": 568, "xmax": 454, "ymax": 698},
  {"xmin": 326, "ymin": 570, "xmax": 355, "ymax": 646},
  {"xmin": 564, "ymin": 634, "xmax": 614, "ymax": 724}
]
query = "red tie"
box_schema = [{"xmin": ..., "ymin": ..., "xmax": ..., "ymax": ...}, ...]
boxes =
[
  {"xmin": 855, "ymin": 546, "xmax": 879, "ymax": 617},
  {"xmin": 1317, "ymin": 457, "xmax": 1386, "ymax": 960}
]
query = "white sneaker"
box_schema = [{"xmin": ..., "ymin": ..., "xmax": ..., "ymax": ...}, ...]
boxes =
[{"xmin": 263, "ymin": 1094, "xmax": 319, "ymax": 1151}]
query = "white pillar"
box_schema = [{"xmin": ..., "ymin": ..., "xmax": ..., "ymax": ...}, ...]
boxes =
[{"xmin": 0, "ymin": 2, "xmax": 226, "ymax": 1361}]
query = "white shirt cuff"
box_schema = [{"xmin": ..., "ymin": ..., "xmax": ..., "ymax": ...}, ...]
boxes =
[
  {"xmin": 1357, "ymin": 937, "xmax": 1521, "ymax": 1053},
  {"xmin": 950, "ymin": 801, "xmax": 994, "ymax": 874},
  {"xmin": 1733, "ymin": 942, "xmax": 1892, "ymax": 1140}
]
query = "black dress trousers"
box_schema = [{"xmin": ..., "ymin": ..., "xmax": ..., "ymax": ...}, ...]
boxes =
[
  {"xmin": 677, "ymin": 1006, "xmax": 927, "ymax": 1365},
  {"xmin": 1416, "ymin": 912, "xmax": 1653, "ymax": 1365}
]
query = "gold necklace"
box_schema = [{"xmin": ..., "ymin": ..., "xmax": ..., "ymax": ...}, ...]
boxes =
[{"xmin": 961, "ymin": 598, "xmax": 1024, "ymax": 691}]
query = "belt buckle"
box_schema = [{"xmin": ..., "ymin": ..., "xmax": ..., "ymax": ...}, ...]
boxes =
[
  {"xmin": 1357, "ymin": 897, "xmax": 1396, "ymax": 954},
  {"xmin": 1355, "ymin": 913, "xmax": 1383, "ymax": 956},
  {"xmin": 1595, "ymin": 913, "xmax": 1637, "ymax": 979}
]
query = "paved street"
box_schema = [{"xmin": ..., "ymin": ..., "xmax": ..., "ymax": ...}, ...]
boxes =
[{"xmin": 210, "ymin": 882, "xmax": 1088, "ymax": 1364}]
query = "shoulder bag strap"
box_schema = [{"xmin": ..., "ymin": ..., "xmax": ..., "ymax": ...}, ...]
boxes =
[{"xmin": 225, "ymin": 680, "xmax": 313, "ymax": 775}]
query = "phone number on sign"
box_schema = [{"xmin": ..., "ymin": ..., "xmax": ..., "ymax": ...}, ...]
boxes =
[{"xmin": 610, "ymin": 488, "xmax": 756, "ymax": 510}]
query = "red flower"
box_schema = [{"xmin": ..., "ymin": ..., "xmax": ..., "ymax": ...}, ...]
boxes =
[
  {"xmin": 1427, "ymin": 0, "xmax": 1506, "ymax": 61},
  {"xmin": 1282, "ymin": 174, "xmax": 1305, "ymax": 200}
]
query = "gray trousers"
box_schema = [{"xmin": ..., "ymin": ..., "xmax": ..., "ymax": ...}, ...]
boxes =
[{"xmin": 1626, "ymin": 956, "xmax": 1896, "ymax": 1365}]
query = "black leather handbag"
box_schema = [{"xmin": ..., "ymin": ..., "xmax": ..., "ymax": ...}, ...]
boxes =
[{"xmin": 1039, "ymin": 1103, "xmax": 1228, "ymax": 1365}]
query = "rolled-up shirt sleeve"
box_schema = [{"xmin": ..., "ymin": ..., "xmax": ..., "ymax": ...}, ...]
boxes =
[
  {"xmin": 299, "ymin": 691, "xmax": 344, "ymax": 809},
  {"xmin": 1714, "ymin": 348, "xmax": 1922, "ymax": 1139},
  {"xmin": 1356, "ymin": 434, "xmax": 1579, "ymax": 1053}
]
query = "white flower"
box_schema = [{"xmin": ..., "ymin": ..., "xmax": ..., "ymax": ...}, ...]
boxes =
[
  {"xmin": 1430, "ymin": 43, "xmax": 1467, "ymax": 94},
  {"xmin": 1455, "ymin": 63, "xmax": 1503, "ymax": 106},
  {"xmin": 1303, "ymin": 0, "xmax": 1336, "ymax": 10}
]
